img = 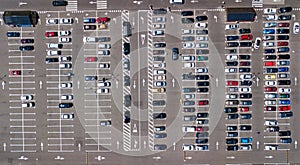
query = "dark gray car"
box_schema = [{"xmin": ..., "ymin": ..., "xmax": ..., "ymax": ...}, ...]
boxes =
[
  {"xmin": 124, "ymin": 95, "xmax": 131, "ymax": 107},
  {"xmin": 153, "ymin": 100, "xmax": 166, "ymax": 106}
]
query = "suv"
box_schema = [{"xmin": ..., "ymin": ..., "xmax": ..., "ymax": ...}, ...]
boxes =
[{"xmin": 123, "ymin": 43, "xmax": 130, "ymax": 55}]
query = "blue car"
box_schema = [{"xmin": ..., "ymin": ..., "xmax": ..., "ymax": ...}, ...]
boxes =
[
  {"xmin": 83, "ymin": 18, "xmax": 96, "ymax": 23},
  {"xmin": 279, "ymin": 100, "xmax": 291, "ymax": 105},
  {"xmin": 264, "ymin": 49, "xmax": 275, "ymax": 53},
  {"xmin": 7, "ymin": 32, "xmax": 20, "ymax": 37},
  {"xmin": 240, "ymin": 137, "xmax": 252, "ymax": 143},
  {"xmin": 263, "ymin": 29, "xmax": 275, "ymax": 34},
  {"xmin": 278, "ymin": 67, "xmax": 289, "ymax": 72}
]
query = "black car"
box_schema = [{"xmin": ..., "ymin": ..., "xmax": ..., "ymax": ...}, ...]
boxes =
[
  {"xmin": 239, "ymin": 68, "xmax": 251, "ymax": 73},
  {"xmin": 20, "ymin": 46, "xmax": 34, "ymax": 51},
  {"xmin": 240, "ymin": 93, "xmax": 252, "ymax": 98},
  {"xmin": 154, "ymin": 144, "xmax": 167, "ymax": 150},
  {"xmin": 239, "ymin": 55, "xmax": 250, "ymax": 60},
  {"xmin": 197, "ymin": 81, "xmax": 209, "ymax": 86},
  {"xmin": 153, "ymin": 56, "xmax": 165, "ymax": 62},
  {"xmin": 226, "ymin": 138, "xmax": 238, "ymax": 144},
  {"xmin": 279, "ymin": 7, "xmax": 292, "ymax": 13},
  {"xmin": 124, "ymin": 111, "xmax": 130, "ymax": 123},
  {"xmin": 227, "ymin": 132, "xmax": 238, "ymax": 137},
  {"xmin": 197, "ymin": 113, "xmax": 208, "ymax": 118},
  {"xmin": 59, "ymin": 103, "xmax": 73, "ymax": 108},
  {"xmin": 227, "ymin": 114, "xmax": 238, "ymax": 120},
  {"xmin": 182, "ymin": 74, "xmax": 195, "ymax": 80},
  {"xmin": 226, "ymin": 36, "xmax": 239, "ymax": 41},
  {"xmin": 124, "ymin": 95, "xmax": 131, "ymax": 107},
  {"xmin": 154, "ymin": 133, "xmax": 167, "ymax": 138},
  {"xmin": 196, "ymin": 49, "xmax": 209, "ymax": 55},
  {"xmin": 240, "ymin": 42, "xmax": 252, "ymax": 47},
  {"xmin": 227, "ymin": 126, "xmax": 237, "ymax": 131},
  {"xmin": 197, "ymin": 88, "xmax": 209, "ymax": 93},
  {"xmin": 124, "ymin": 75, "xmax": 130, "ymax": 86},
  {"xmin": 277, "ymin": 47, "xmax": 290, "ymax": 53},
  {"xmin": 280, "ymin": 138, "xmax": 292, "ymax": 143},
  {"xmin": 277, "ymin": 35, "xmax": 289, "ymax": 40},
  {"xmin": 172, "ymin": 48, "xmax": 179, "ymax": 60},
  {"xmin": 153, "ymin": 100, "xmax": 165, "ymax": 106},
  {"xmin": 278, "ymin": 54, "xmax": 290, "ymax": 59},
  {"xmin": 264, "ymin": 68, "xmax": 278, "ymax": 73},
  {"xmin": 226, "ymin": 61, "xmax": 238, "ymax": 66},
  {"xmin": 277, "ymin": 29, "xmax": 290, "ymax": 34},
  {"xmin": 264, "ymin": 49, "xmax": 275, "ymax": 54},
  {"xmin": 45, "ymin": 58, "xmax": 59, "ymax": 63},
  {"xmin": 240, "ymin": 100, "xmax": 252, "ymax": 105},
  {"xmin": 123, "ymin": 43, "xmax": 130, "ymax": 55},
  {"xmin": 181, "ymin": 11, "xmax": 194, "ymax": 16},
  {"xmin": 279, "ymin": 130, "xmax": 291, "ymax": 136},
  {"xmin": 154, "ymin": 43, "xmax": 166, "ymax": 48},
  {"xmin": 196, "ymin": 132, "xmax": 209, "ymax": 138},
  {"xmin": 181, "ymin": 18, "xmax": 194, "ymax": 24},
  {"xmin": 265, "ymin": 55, "xmax": 277, "ymax": 60},
  {"xmin": 240, "ymin": 114, "xmax": 252, "ymax": 119},
  {"xmin": 196, "ymin": 29, "xmax": 208, "ymax": 34},
  {"xmin": 279, "ymin": 112, "xmax": 293, "ymax": 118},
  {"xmin": 52, "ymin": 0, "xmax": 68, "ymax": 6},
  {"xmin": 182, "ymin": 36, "xmax": 195, "ymax": 41},
  {"xmin": 228, "ymin": 49, "xmax": 237, "ymax": 54},
  {"xmin": 195, "ymin": 15, "xmax": 208, "ymax": 21},
  {"xmin": 195, "ymin": 75, "xmax": 209, "ymax": 80},
  {"xmin": 239, "ymin": 28, "xmax": 251, "ymax": 34},
  {"xmin": 278, "ymin": 80, "xmax": 291, "ymax": 85},
  {"xmin": 279, "ymin": 15, "xmax": 292, "ymax": 20},
  {"xmin": 7, "ymin": 32, "xmax": 20, "ymax": 37},
  {"xmin": 153, "ymin": 113, "xmax": 167, "ymax": 119},
  {"xmin": 240, "ymin": 125, "xmax": 251, "ymax": 130},
  {"xmin": 224, "ymin": 107, "xmax": 238, "ymax": 113},
  {"xmin": 21, "ymin": 39, "xmax": 34, "ymax": 43},
  {"xmin": 153, "ymin": 8, "xmax": 167, "ymax": 15},
  {"xmin": 227, "ymin": 145, "xmax": 238, "ymax": 151},
  {"xmin": 227, "ymin": 42, "xmax": 239, "ymax": 47},
  {"xmin": 183, "ymin": 107, "xmax": 195, "ymax": 112},
  {"xmin": 195, "ymin": 139, "xmax": 208, "ymax": 144}
]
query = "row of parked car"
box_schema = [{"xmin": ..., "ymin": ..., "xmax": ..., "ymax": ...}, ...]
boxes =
[
  {"xmin": 262, "ymin": 7, "xmax": 293, "ymax": 150},
  {"xmin": 224, "ymin": 23, "xmax": 255, "ymax": 151}
]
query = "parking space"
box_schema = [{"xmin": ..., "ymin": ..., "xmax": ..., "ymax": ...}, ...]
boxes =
[
  {"xmin": 180, "ymin": 10, "xmax": 210, "ymax": 152},
  {"xmin": 224, "ymin": 22, "xmax": 253, "ymax": 151},
  {"xmin": 8, "ymin": 28, "xmax": 37, "ymax": 152},
  {"xmin": 262, "ymin": 7, "xmax": 293, "ymax": 151}
]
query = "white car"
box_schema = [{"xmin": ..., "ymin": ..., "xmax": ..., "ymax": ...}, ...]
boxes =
[
  {"xmin": 182, "ymin": 144, "xmax": 194, "ymax": 151},
  {"xmin": 265, "ymin": 81, "xmax": 277, "ymax": 86},
  {"xmin": 153, "ymin": 24, "xmax": 165, "ymax": 29},
  {"xmin": 239, "ymin": 87, "xmax": 251, "ymax": 93},
  {"xmin": 182, "ymin": 126, "xmax": 196, "ymax": 133},
  {"xmin": 47, "ymin": 50, "xmax": 61, "ymax": 56},
  {"xmin": 196, "ymin": 68, "xmax": 208, "ymax": 73},
  {"xmin": 154, "ymin": 81, "xmax": 167, "ymax": 87},
  {"xmin": 47, "ymin": 19, "xmax": 58, "ymax": 24},
  {"xmin": 264, "ymin": 8, "xmax": 277, "ymax": 14},
  {"xmin": 265, "ymin": 120, "xmax": 278, "ymax": 126},
  {"xmin": 265, "ymin": 145, "xmax": 278, "ymax": 150},
  {"xmin": 154, "ymin": 75, "xmax": 166, "ymax": 80},
  {"xmin": 196, "ymin": 36, "xmax": 208, "ymax": 41},
  {"xmin": 153, "ymin": 17, "xmax": 166, "ymax": 23},
  {"xmin": 264, "ymin": 100, "xmax": 276, "ymax": 105},
  {"xmin": 225, "ymin": 24, "xmax": 239, "ymax": 30},
  {"xmin": 59, "ymin": 56, "xmax": 71, "ymax": 62},
  {"xmin": 59, "ymin": 63, "xmax": 72, "ymax": 69},
  {"xmin": 265, "ymin": 93, "xmax": 277, "ymax": 99},
  {"xmin": 263, "ymin": 42, "xmax": 275, "ymax": 47},
  {"xmin": 226, "ymin": 55, "xmax": 238, "ymax": 61},
  {"xmin": 60, "ymin": 18, "xmax": 73, "ymax": 24},
  {"xmin": 195, "ymin": 43, "xmax": 208, "ymax": 48},
  {"xmin": 266, "ymin": 15, "xmax": 278, "ymax": 21},
  {"xmin": 97, "ymin": 82, "xmax": 111, "ymax": 87},
  {"xmin": 183, "ymin": 62, "xmax": 195, "ymax": 68},
  {"xmin": 195, "ymin": 22, "xmax": 207, "ymax": 28},
  {"xmin": 59, "ymin": 38, "xmax": 71, "ymax": 43},
  {"xmin": 264, "ymin": 22, "xmax": 277, "ymax": 28},
  {"xmin": 20, "ymin": 95, "xmax": 33, "ymax": 100},
  {"xmin": 254, "ymin": 37, "xmax": 261, "ymax": 49},
  {"xmin": 240, "ymin": 74, "xmax": 252, "ymax": 80},
  {"xmin": 98, "ymin": 44, "xmax": 111, "ymax": 49},
  {"xmin": 59, "ymin": 83, "xmax": 72, "ymax": 88},
  {"xmin": 182, "ymin": 29, "xmax": 194, "ymax": 35},
  {"xmin": 225, "ymin": 68, "xmax": 237, "ymax": 73},
  {"xmin": 97, "ymin": 88, "xmax": 109, "ymax": 93},
  {"xmin": 153, "ymin": 70, "xmax": 166, "ymax": 75},
  {"xmin": 22, "ymin": 102, "xmax": 35, "ymax": 108},
  {"xmin": 99, "ymin": 63, "xmax": 110, "ymax": 68},
  {"xmin": 59, "ymin": 31, "xmax": 71, "ymax": 36},
  {"xmin": 293, "ymin": 22, "xmax": 299, "ymax": 34},
  {"xmin": 278, "ymin": 88, "xmax": 291, "ymax": 93},
  {"xmin": 240, "ymin": 145, "xmax": 252, "ymax": 151},
  {"xmin": 61, "ymin": 95, "xmax": 73, "ymax": 100},
  {"xmin": 152, "ymin": 30, "xmax": 164, "ymax": 36},
  {"xmin": 61, "ymin": 113, "xmax": 74, "ymax": 119},
  {"xmin": 226, "ymin": 94, "xmax": 238, "ymax": 99},
  {"xmin": 47, "ymin": 43, "xmax": 62, "ymax": 49},
  {"xmin": 184, "ymin": 94, "xmax": 195, "ymax": 99},
  {"xmin": 183, "ymin": 42, "xmax": 195, "ymax": 48}
]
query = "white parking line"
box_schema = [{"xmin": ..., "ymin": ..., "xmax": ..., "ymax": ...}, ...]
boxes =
[
  {"xmin": 48, "ymin": 131, "xmax": 74, "ymax": 134},
  {"xmin": 10, "ymin": 125, "xmax": 36, "ymax": 128},
  {"xmin": 47, "ymin": 125, "xmax": 74, "ymax": 128},
  {"xmin": 9, "ymin": 81, "xmax": 35, "ymax": 84}
]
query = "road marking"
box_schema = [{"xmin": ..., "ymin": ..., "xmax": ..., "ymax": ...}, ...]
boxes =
[
  {"xmin": 117, "ymin": 141, "xmax": 119, "ymax": 149},
  {"xmin": 295, "ymin": 140, "xmax": 298, "ymax": 149},
  {"xmin": 141, "ymin": 34, "xmax": 146, "ymax": 45},
  {"xmin": 295, "ymin": 77, "xmax": 297, "ymax": 86},
  {"xmin": 2, "ymin": 81, "xmax": 5, "ymax": 90},
  {"xmin": 41, "ymin": 142, "xmax": 43, "ymax": 151},
  {"xmin": 173, "ymin": 142, "xmax": 176, "ymax": 150},
  {"xmin": 133, "ymin": 80, "xmax": 136, "ymax": 89},
  {"xmin": 216, "ymin": 141, "xmax": 219, "ymax": 150},
  {"xmin": 172, "ymin": 78, "xmax": 175, "ymax": 87},
  {"xmin": 3, "ymin": 143, "xmax": 6, "ymax": 151},
  {"xmin": 257, "ymin": 141, "xmax": 259, "ymax": 149},
  {"xmin": 256, "ymin": 77, "xmax": 259, "ymax": 87},
  {"xmin": 142, "ymin": 79, "xmax": 145, "ymax": 86},
  {"xmin": 215, "ymin": 78, "xmax": 218, "ymax": 87},
  {"xmin": 226, "ymin": 156, "xmax": 235, "ymax": 159}
]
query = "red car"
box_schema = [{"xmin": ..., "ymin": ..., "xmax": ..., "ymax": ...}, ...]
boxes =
[
  {"xmin": 264, "ymin": 106, "xmax": 276, "ymax": 111},
  {"xmin": 96, "ymin": 17, "xmax": 109, "ymax": 23},
  {"xmin": 84, "ymin": 57, "xmax": 98, "ymax": 62},
  {"xmin": 277, "ymin": 42, "xmax": 289, "ymax": 46},
  {"xmin": 239, "ymin": 61, "xmax": 250, "ymax": 66},
  {"xmin": 227, "ymin": 81, "xmax": 238, "ymax": 86},
  {"xmin": 10, "ymin": 70, "xmax": 21, "ymax": 75},
  {"xmin": 278, "ymin": 22, "xmax": 290, "ymax": 27},
  {"xmin": 238, "ymin": 107, "xmax": 249, "ymax": 112},
  {"xmin": 240, "ymin": 34, "xmax": 253, "ymax": 40},
  {"xmin": 196, "ymin": 127, "xmax": 209, "ymax": 132},
  {"xmin": 264, "ymin": 61, "xmax": 276, "ymax": 66},
  {"xmin": 45, "ymin": 32, "xmax": 58, "ymax": 37},
  {"xmin": 198, "ymin": 100, "xmax": 209, "ymax": 105},
  {"xmin": 264, "ymin": 87, "xmax": 277, "ymax": 92},
  {"xmin": 278, "ymin": 106, "xmax": 291, "ymax": 111}
]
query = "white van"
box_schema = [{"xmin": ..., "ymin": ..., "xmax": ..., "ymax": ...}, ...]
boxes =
[{"xmin": 170, "ymin": 0, "xmax": 184, "ymax": 4}]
